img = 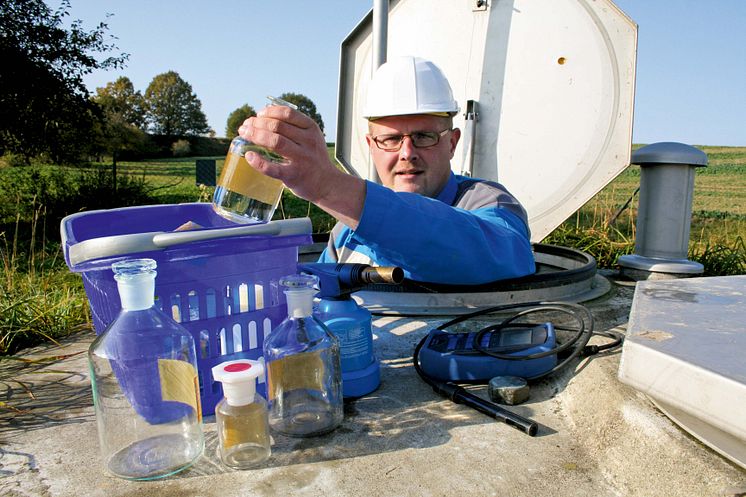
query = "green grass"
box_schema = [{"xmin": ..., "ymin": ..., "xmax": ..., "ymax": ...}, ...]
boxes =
[
  {"xmin": 1, "ymin": 217, "xmax": 89, "ymax": 355},
  {"xmin": 4, "ymin": 144, "xmax": 745, "ymax": 248},
  {"xmin": 97, "ymin": 147, "xmax": 341, "ymax": 231},
  {"xmin": 550, "ymin": 146, "xmax": 746, "ymax": 258}
]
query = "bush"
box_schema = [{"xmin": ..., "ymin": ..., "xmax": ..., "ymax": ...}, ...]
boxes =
[
  {"xmin": 0, "ymin": 153, "xmax": 31, "ymax": 168},
  {"xmin": 171, "ymin": 139, "xmax": 191, "ymax": 157},
  {"xmin": 130, "ymin": 135, "xmax": 229, "ymax": 159},
  {"xmin": 0, "ymin": 165, "xmax": 155, "ymax": 244},
  {"xmin": 0, "ymin": 166, "xmax": 80, "ymax": 230},
  {"xmin": 75, "ymin": 168, "xmax": 154, "ymax": 212}
]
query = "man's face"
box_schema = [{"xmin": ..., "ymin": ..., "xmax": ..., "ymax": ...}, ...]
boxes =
[{"xmin": 366, "ymin": 114, "xmax": 461, "ymax": 198}]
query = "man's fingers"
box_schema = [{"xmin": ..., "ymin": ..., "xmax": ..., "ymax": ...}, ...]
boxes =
[
  {"xmin": 245, "ymin": 151, "xmax": 286, "ymax": 179},
  {"xmin": 245, "ymin": 123, "xmax": 300, "ymax": 158},
  {"xmin": 257, "ymin": 105, "xmax": 314, "ymax": 129},
  {"xmin": 241, "ymin": 109, "xmax": 324, "ymax": 159}
]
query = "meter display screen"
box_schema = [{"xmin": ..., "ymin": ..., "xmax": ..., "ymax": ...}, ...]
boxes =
[
  {"xmin": 498, "ymin": 329, "xmax": 533, "ymax": 347},
  {"xmin": 426, "ymin": 325, "xmax": 549, "ymax": 354}
]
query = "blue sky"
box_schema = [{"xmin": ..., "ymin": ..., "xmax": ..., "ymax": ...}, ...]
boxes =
[{"xmin": 62, "ymin": 0, "xmax": 745, "ymax": 146}]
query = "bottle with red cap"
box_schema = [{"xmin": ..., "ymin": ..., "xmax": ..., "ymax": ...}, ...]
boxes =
[{"xmin": 211, "ymin": 359, "xmax": 271, "ymax": 469}]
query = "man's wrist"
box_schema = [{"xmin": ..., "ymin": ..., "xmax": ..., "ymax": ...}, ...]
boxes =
[{"xmin": 314, "ymin": 171, "xmax": 366, "ymax": 230}]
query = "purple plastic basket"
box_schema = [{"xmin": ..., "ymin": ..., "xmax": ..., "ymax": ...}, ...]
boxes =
[{"xmin": 61, "ymin": 203, "xmax": 312, "ymax": 416}]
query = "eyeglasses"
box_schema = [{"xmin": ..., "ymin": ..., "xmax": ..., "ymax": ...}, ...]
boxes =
[{"xmin": 371, "ymin": 129, "xmax": 451, "ymax": 151}]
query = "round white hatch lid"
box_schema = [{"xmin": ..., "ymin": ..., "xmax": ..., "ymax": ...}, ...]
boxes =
[{"xmin": 336, "ymin": 0, "xmax": 637, "ymax": 242}]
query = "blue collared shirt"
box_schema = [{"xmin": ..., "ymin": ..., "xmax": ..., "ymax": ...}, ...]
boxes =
[{"xmin": 319, "ymin": 173, "xmax": 535, "ymax": 285}]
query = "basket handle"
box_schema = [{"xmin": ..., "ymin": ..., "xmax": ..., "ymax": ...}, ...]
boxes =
[{"xmin": 151, "ymin": 217, "xmax": 313, "ymax": 248}]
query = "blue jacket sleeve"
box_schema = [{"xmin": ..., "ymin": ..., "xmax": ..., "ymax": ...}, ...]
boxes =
[{"xmin": 352, "ymin": 181, "xmax": 535, "ymax": 285}]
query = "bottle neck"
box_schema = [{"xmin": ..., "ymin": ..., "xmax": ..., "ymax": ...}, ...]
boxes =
[
  {"xmin": 117, "ymin": 273, "xmax": 156, "ymax": 311},
  {"xmin": 224, "ymin": 380, "xmax": 256, "ymax": 407},
  {"xmin": 285, "ymin": 288, "xmax": 315, "ymax": 318}
]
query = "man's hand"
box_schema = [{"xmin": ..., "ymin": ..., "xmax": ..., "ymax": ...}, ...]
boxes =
[{"xmin": 237, "ymin": 105, "xmax": 366, "ymax": 229}]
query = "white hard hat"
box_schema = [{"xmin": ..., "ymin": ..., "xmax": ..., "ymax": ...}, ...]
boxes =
[{"xmin": 362, "ymin": 56, "xmax": 460, "ymax": 119}]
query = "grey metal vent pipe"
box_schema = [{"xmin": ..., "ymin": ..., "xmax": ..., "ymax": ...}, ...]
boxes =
[{"xmin": 618, "ymin": 142, "xmax": 707, "ymax": 280}]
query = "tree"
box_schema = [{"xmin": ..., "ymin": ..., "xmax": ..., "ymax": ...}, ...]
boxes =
[
  {"xmin": 278, "ymin": 93, "xmax": 325, "ymax": 134},
  {"xmin": 144, "ymin": 71, "xmax": 210, "ymax": 136},
  {"xmin": 91, "ymin": 78, "xmax": 150, "ymax": 187},
  {"xmin": 93, "ymin": 76, "xmax": 146, "ymax": 129},
  {"xmin": 89, "ymin": 109, "xmax": 148, "ymax": 191},
  {"xmin": 0, "ymin": 0, "xmax": 127, "ymax": 162},
  {"xmin": 225, "ymin": 104, "xmax": 256, "ymax": 138}
]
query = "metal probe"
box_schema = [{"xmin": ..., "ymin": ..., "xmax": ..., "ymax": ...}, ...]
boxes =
[
  {"xmin": 358, "ymin": 266, "xmax": 404, "ymax": 285},
  {"xmin": 431, "ymin": 382, "xmax": 538, "ymax": 436},
  {"xmin": 413, "ymin": 335, "xmax": 540, "ymax": 437}
]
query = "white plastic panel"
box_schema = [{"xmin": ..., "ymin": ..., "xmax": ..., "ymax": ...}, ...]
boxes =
[
  {"xmin": 618, "ymin": 275, "xmax": 746, "ymax": 469},
  {"xmin": 336, "ymin": 0, "xmax": 637, "ymax": 241}
]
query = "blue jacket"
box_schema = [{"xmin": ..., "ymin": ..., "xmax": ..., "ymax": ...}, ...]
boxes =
[{"xmin": 319, "ymin": 173, "xmax": 536, "ymax": 284}]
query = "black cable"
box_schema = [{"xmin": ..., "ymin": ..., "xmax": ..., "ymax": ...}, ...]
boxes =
[
  {"xmin": 433, "ymin": 301, "xmax": 605, "ymax": 381},
  {"xmin": 580, "ymin": 329, "xmax": 624, "ymax": 357},
  {"xmin": 413, "ymin": 334, "xmax": 539, "ymax": 436}
]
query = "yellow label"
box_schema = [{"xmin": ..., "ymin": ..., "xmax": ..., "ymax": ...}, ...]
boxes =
[
  {"xmin": 194, "ymin": 374, "xmax": 202, "ymax": 422},
  {"xmin": 158, "ymin": 359, "xmax": 201, "ymax": 421},
  {"xmin": 218, "ymin": 152, "xmax": 284, "ymax": 205},
  {"xmin": 267, "ymin": 351, "xmax": 326, "ymax": 401}
]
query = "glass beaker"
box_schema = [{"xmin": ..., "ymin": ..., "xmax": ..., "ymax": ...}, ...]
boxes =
[{"xmin": 212, "ymin": 96, "xmax": 298, "ymax": 224}]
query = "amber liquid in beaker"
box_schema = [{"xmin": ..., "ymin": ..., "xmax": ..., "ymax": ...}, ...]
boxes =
[
  {"xmin": 216, "ymin": 399, "xmax": 271, "ymax": 469},
  {"xmin": 213, "ymin": 151, "xmax": 284, "ymax": 223}
]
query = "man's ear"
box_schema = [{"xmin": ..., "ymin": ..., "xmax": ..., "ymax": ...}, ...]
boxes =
[
  {"xmin": 448, "ymin": 128, "xmax": 461, "ymax": 157},
  {"xmin": 365, "ymin": 134, "xmax": 373, "ymax": 149}
]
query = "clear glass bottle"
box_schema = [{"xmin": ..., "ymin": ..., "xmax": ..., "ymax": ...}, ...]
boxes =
[
  {"xmin": 263, "ymin": 274, "xmax": 343, "ymax": 437},
  {"xmin": 88, "ymin": 258, "xmax": 204, "ymax": 480},
  {"xmin": 212, "ymin": 135, "xmax": 284, "ymax": 224},
  {"xmin": 212, "ymin": 96, "xmax": 297, "ymax": 224},
  {"xmin": 211, "ymin": 359, "xmax": 271, "ymax": 469}
]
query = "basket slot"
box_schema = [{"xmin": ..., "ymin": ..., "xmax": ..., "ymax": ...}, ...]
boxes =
[
  {"xmin": 195, "ymin": 288, "xmax": 215, "ymax": 319},
  {"xmin": 218, "ymin": 325, "xmax": 242, "ymax": 355},
  {"xmin": 230, "ymin": 284, "xmax": 240, "ymax": 314},
  {"xmin": 232, "ymin": 323, "xmax": 245, "ymax": 352},
  {"xmin": 263, "ymin": 317, "xmax": 272, "ymax": 341},
  {"xmin": 167, "ymin": 293, "xmax": 181, "ymax": 322},
  {"xmin": 237, "ymin": 284, "xmax": 249, "ymax": 313},
  {"xmin": 187, "ymin": 291, "xmax": 199, "ymax": 321},
  {"xmin": 222, "ymin": 285, "xmax": 234, "ymax": 316},
  {"xmin": 198, "ymin": 329, "xmax": 210, "ymax": 359},
  {"xmin": 255, "ymin": 283, "xmax": 265, "ymax": 309},
  {"xmin": 248, "ymin": 321, "xmax": 258, "ymax": 350}
]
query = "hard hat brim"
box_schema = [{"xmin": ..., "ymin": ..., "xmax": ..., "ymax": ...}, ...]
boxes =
[{"xmin": 366, "ymin": 111, "xmax": 458, "ymax": 121}]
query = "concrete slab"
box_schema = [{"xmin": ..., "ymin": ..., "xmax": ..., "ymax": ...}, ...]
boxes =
[{"xmin": 1, "ymin": 276, "xmax": 745, "ymax": 497}]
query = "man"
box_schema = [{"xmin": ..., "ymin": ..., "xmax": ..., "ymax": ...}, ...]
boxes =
[{"xmin": 238, "ymin": 56, "xmax": 535, "ymax": 285}]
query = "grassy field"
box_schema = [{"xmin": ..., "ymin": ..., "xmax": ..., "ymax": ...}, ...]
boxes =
[
  {"xmin": 107, "ymin": 145, "xmax": 746, "ymax": 245},
  {"xmin": 106, "ymin": 148, "xmax": 343, "ymax": 233},
  {"xmin": 553, "ymin": 146, "xmax": 746, "ymax": 248}
]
